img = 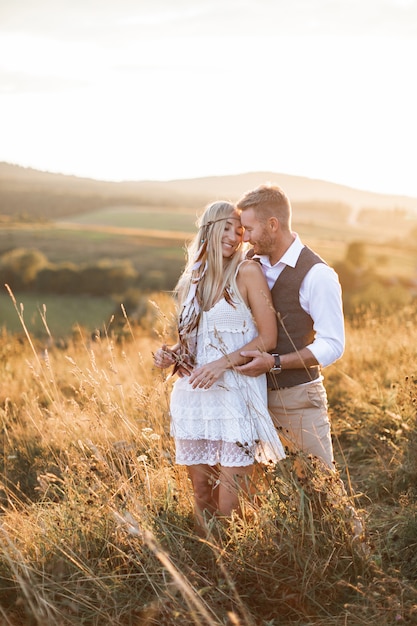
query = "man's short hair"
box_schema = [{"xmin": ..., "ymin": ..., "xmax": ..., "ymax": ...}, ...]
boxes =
[{"xmin": 237, "ymin": 183, "xmax": 292, "ymax": 227}]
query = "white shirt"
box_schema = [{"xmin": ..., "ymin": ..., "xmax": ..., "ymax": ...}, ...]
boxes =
[{"xmin": 257, "ymin": 234, "xmax": 345, "ymax": 368}]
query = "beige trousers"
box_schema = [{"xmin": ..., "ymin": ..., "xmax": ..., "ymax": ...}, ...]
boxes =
[{"xmin": 268, "ymin": 379, "xmax": 335, "ymax": 469}]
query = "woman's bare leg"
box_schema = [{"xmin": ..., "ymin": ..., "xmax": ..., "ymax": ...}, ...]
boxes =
[
  {"xmin": 187, "ymin": 464, "xmax": 219, "ymax": 534},
  {"xmin": 217, "ymin": 465, "xmax": 255, "ymax": 517}
]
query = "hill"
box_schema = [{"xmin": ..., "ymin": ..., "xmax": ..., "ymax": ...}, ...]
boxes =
[
  {"xmin": 1, "ymin": 162, "xmax": 417, "ymax": 222},
  {"xmin": 138, "ymin": 171, "xmax": 417, "ymax": 213}
]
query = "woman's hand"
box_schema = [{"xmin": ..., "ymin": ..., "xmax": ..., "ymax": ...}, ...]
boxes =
[
  {"xmin": 153, "ymin": 344, "xmax": 194, "ymax": 377},
  {"xmin": 188, "ymin": 357, "xmax": 227, "ymax": 389},
  {"xmin": 153, "ymin": 344, "xmax": 176, "ymax": 369}
]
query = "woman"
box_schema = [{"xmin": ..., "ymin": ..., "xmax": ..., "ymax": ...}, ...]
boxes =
[{"xmin": 153, "ymin": 201, "xmax": 285, "ymax": 533}]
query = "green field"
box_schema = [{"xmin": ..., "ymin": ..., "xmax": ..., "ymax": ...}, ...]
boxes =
[
  {"xmin": 0, "ymin": 291, "xmax": 116, "ymax": 337},
  {"xmin": 0, "ymin": 224, "xmax": 187, "ymax": 269}
]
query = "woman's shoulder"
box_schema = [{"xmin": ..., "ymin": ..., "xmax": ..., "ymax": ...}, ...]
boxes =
[{"xmin": 236, "ymin": 259, "xmax": 264, "ymax": 280}]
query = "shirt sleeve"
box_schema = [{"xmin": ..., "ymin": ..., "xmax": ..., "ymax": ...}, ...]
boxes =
[{"xmin": 299, "ymin": 263, "xmax": 345, "ymax": 368}]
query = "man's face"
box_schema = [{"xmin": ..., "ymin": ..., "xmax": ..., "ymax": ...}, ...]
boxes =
[{"xmin": 241, "ymin": 207, "xmax": 275, "ymax": 257}]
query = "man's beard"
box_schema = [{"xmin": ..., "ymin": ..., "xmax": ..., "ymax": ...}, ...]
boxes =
[{"xmin": 253, "ymin": 230, "xmax": 274, "ymax": 256}]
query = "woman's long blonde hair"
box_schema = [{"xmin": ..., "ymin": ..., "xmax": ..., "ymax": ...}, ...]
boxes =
[{"xmin": 175, "ymin": 201, "xmax": 244, "ymax": 358}]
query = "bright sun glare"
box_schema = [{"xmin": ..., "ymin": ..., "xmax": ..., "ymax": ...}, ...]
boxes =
[{"xmin": 0, "ymin": 1, "xmax": 416, "ymax": 197}]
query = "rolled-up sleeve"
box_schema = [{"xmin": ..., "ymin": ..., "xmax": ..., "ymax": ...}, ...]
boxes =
[{"xmin": 300, "ymin": 263, "xmax": 345, "ymax": 368}]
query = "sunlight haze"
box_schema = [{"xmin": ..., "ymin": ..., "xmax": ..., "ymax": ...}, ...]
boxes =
[{"xmin": 0, "ymin": 0, "xmax": 416, "ymax": 197}]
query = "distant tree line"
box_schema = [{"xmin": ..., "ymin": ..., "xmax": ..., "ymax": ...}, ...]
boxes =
[
  {"xmin": 2, "ymin": 242, "xmax": 417, "ymax": 320},
  {"xmin": 0, "ymin": 247, "xmax": 182, "ymax": 296}
]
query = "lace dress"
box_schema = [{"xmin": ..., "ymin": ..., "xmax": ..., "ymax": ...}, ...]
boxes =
[{"xmin": 170, "ymin": 296, "xmax": 285, "ymax": 467}]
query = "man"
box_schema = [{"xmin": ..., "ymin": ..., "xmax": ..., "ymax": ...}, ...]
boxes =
[{"xmin": 236, "ymin": 183, "xmax": 345, "ymax": 470}]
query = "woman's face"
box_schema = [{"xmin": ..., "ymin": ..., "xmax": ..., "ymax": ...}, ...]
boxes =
[{"xmin": 221, "ymin": 212, "xmax": 243, "ymax": 258}]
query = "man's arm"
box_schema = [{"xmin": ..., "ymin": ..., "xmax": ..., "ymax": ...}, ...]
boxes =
[
  {"xmin": 300, "ymin": 263, "xmax": 345, "ymax": 367},
  {"xmin": 236, "ymin": 346, "xmax": 319, "ymax": 377}
]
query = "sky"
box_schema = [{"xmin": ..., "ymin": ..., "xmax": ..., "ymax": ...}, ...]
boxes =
[{"xmin": 0, "ymin": 0, "xmax": 416, "ymax": 197}]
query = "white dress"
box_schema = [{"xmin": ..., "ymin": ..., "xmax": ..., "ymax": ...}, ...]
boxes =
[{"xmin": 170, "ymin": 295, "xmax": 286, "ymax": 467}]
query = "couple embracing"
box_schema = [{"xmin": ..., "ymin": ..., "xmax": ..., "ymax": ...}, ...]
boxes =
[{"xmin": 154, "ymin": 183, "xmax": 345, "ymax": 535}]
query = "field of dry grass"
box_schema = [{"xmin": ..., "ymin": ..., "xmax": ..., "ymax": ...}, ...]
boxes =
[{"xmin": 0, "ymin": 290, "xmax": 416, "ymax": 625}]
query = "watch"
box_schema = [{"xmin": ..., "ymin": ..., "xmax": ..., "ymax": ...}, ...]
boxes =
[{"xmin": 269, "ymin": 353, "xmax": 282, "ymax": 373}]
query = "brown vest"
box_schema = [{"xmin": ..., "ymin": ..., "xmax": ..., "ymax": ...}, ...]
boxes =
[{"xmin": 267, "ymin": 246, "xmax": 326, "ymax": 389}]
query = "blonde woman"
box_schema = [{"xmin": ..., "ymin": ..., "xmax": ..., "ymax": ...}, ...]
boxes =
[{"xmin": 154, "ymin": 201, "xmax": 284, "ymax": 534}]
